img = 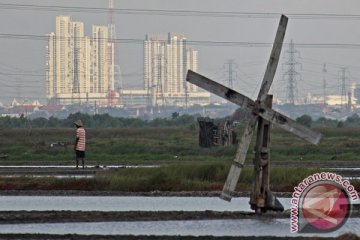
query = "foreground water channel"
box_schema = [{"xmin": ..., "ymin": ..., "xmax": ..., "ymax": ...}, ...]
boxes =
[
  {"xmin": 0, "ymin": 195, "xmax": 359, "ymax": 237},
  {"xmin": 0, "ymin": 196, "xmax": 290, "ymax": 212},
  {"xmin": 0, "ymin": 218, "xmax": 359, "ymax": 237}
]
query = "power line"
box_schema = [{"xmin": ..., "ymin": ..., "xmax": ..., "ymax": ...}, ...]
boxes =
[
  {"xmin": 1, "ymin": 3, "xmax": 360, "ymax": 20},
  {"xmin": 2, "ymin": 33, "xmax": 360, "ymax": 49}
]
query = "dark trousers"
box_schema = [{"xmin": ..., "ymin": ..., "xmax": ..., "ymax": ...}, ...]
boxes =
[{"xmin": 75, "ymin": 150, "xmax": 85, "ymax": 169}]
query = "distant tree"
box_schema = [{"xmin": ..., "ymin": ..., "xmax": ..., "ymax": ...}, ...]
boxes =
[
  {"xmin": 296, "ymin": 114, "xmax": 312, "ymax": 128},
  {"xmin": 31, "ymin": 117, "xmax": 48, "ymax": 128},
  {"xmin": 172, "ymin": 112, "xmax": 179, "ymax": 119},
  {"xmin": 346, "ymin": 114, "xmax": 360, "ymax": 124},
  {"xmin": 337, "ymin": 121, "xmax": 344, "ymax": 128},
  {"xmin": 46, "ymin": 116, "xmax": 61, "ymax": 128},
  {"xmin": 315, "ymin": 117, "xmax": 339, "ymax": 128}
]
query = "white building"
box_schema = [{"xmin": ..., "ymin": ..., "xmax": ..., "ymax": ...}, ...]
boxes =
[
  {"xmin": 46, "ymin": 16, "xmax": 115, "ymax": 105},
  {"xmin": 143, "ymin": 33, "xmax": 209, "ymax": 107}
]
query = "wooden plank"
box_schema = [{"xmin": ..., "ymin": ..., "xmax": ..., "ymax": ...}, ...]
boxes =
[
  {"xmin": 220, "ymin": 114, "xmax": 258, "ymax": 202},
  {"xmin": 187, "ymin": 70, "xmax": 255, "ymax": 109},
  {"xmin": 257, "ymin": 15, "xmax": 288, "ymax": 102},
  {"xmin": 259, "ymin": 107, "xmax": 322, "ymax": 145}
]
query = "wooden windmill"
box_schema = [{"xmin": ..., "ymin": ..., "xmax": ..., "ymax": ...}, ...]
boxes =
[{"xmin": 186, "ymin": 15, "xmax": 322, "ymax": 213}]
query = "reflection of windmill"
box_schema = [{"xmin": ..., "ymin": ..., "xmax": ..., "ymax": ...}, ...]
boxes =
[{"xmin": 187, "ymin": 15, "xmax": 322, "ymax": 213}]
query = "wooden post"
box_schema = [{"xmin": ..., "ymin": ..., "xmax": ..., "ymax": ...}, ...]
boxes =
[
  {"xmin": 250, "ymin": 95, "xmax": 272, "ymax": 213},
  {"xmin": 261, "ymin": 95, "xmax": 272, "ymax": 210}
]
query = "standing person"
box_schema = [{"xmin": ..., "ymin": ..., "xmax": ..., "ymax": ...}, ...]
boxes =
[{"xmin": 74, "ymin": 120, "xmax": 86, "ymax": 169}]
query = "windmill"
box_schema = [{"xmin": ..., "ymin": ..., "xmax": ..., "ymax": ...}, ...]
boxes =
[{"xmin": 186, "ymin": 15, "xmax": 322, "ymax": 213}]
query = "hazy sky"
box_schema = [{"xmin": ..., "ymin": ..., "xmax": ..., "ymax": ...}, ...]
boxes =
[{"xmin": 1, "ymin": 0, "xmax": 360, "ymax": 104}]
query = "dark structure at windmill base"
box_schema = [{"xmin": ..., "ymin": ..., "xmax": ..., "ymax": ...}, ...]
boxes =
[{"xmin": 198, "ymin": 117, "xmax": 237, "ymax": 148}]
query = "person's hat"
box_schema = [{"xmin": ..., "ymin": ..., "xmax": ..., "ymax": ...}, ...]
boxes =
[{"xmin": 74, "ymin": 120, "xmax": 83, "ymax": 127}]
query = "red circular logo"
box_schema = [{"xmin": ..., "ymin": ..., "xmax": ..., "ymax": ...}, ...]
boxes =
[{"xmin": 301, "ymin": 182, "xmax": 350, "ymax": 231}]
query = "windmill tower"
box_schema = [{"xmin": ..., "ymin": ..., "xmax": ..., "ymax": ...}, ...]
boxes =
[{"xmin": 187, "ymin": 15, "xmax": 321, "ymax": 213}]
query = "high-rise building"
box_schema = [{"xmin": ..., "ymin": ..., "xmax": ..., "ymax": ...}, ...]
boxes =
[
  {"xmin": 46, "ymin": 32, "xmax": 56, "ymax": 100},
  {"xmin": 46, "ymin": 16, "xmax": 114, "ymax": 105},
  {"xmin": 143, "ymin": 33, "xmax": 208, "ymax": 107},
  {"xmin": 144, "ymin": 35, "xmax": 167, "ymax": 106},
  {"xmin": 55, "ymin": 16, "xmax": 72, "ymax": 95},
  {"xmin": 91, "ymin": 26, "xmax": 114, "ymax": 94},
  {"xmin": 186, "ymin": 48, "xmax": 198, "ymax": 93}
]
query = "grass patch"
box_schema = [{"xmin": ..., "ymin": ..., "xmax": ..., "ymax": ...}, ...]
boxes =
[
  {"xmin": 1, "ymin": 127, "xmax": 360, "ymax": 165},
  {"xmin": 1, "ymin": 164, "xmax": 355, "ymax": 193}
]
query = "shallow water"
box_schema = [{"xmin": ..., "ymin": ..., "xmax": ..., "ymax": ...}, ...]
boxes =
[
  {"xmin": 0, "ymin": 218, "xmax": 358, "ymax": 237},
  {"xmin": 0, "ymin": 196, "xmax": 291, "ymax": 212}
]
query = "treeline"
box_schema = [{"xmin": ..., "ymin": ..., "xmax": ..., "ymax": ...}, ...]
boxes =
[
  {"xmin": 0, "ymin": 112, "xmax": 196, "ymax": 128},
  {"xmin": 296, "ymin": 113, "xmax": 360, "ymax": 128},
  {"xmin": 2, "ymin": 111, "xmax": 360, "ymax": 129}
]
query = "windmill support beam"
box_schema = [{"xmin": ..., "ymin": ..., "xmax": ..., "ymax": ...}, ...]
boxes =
[{"xmin": 250, "ymin": 95, "xmax": 283, "ymax": 212}]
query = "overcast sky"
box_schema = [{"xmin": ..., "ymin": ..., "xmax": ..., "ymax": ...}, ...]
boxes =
[{"xmin": 0, "ymin": 0, "xmax": 360, "ymax": 104}]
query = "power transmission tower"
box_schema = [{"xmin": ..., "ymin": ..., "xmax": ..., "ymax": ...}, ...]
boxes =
[
  {"xmin": 282, "ymin": 39, "xmax": 301, "ymax": 105},
  {"xmin": 322, "ymin": 64, "xmax": 327, "ymax": 106},
  {"xmin": 108, "ymin": 0, "xmax": 122, "ymax": 106},
  {"xmin": 183, "ymin": 39, "xmax": 189, "ymax": 110},
  {"xmin": 149, "ymin": 55, "xmax": 166, "ymax": 112},
  {"xmin": 72, "ymin": 25, "xmax": 80, "ymax": 105},
  {"xmin": 155, "ymin": 54, "xmax": 165, "ymax": 110},
  {"xmin": 146, "ymin": 71, "xmax": 152, "ymax": 110},
  {"xmin": 224, "ymin": 59, "xmax": 237, "ymax": 89},
  {"xmin": 339, "ymin": 67, "xmax": 349, "ymax": 109}
]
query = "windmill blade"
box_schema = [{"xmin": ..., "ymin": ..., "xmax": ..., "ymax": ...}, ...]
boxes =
[
  {"xmin": 259, "ymin": 107, "xmax": 322, "ymax": 145},
  {"xmin": 257, "ymin": 15, "xmax": 288, "ymax": 102},
  {"xmin": 186, "ymin": 70, "xmax": 255, "ymax": 109},
  {"xmin": 220, "ymin": 114, "xmax": 258, "ymax": 202}
]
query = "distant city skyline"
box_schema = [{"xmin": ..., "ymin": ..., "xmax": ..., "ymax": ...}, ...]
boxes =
[{"xmin": 1, "ymin": 0, "xmax": 360, "ymax": 105}]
